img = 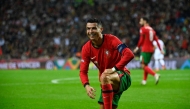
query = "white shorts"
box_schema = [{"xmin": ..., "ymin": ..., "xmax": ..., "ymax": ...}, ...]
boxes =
[{"xmin": 154, "ymin": 53, "xmax": 164, "ymax": 60}]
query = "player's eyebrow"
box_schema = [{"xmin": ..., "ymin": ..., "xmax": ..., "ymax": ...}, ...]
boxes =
[{"xmin": 86, "ymin": 27, "xmax": 97, "ymax": 29}]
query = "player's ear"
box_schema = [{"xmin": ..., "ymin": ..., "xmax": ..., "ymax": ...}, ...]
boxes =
[{"xmin": 100, "ymin": 27, "xmax": 103, "ymax": 32}]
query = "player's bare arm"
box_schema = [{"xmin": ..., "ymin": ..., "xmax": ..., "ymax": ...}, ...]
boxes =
[{"xmin": 133, "ymin": 47, "xmax": 139, "ymax": 53}]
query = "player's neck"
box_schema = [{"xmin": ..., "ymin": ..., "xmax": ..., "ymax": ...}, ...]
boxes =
[
  {"xmin": 144, "ymin": 23, "xmax": 149, "ymax": 26},
  {"xmin": 92, "ymin": 34, "xmax": 103, "ymax": 48}
]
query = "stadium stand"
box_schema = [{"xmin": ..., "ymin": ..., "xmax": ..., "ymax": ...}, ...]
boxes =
[{"xmin": 0, "ymin": 0, "xmax": 190, "ymax": 60}]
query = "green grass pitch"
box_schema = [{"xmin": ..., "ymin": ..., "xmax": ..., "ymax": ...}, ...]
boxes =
[{"xmin": 0, "ymin": 69, "xmax": 190, "ymax": 109}]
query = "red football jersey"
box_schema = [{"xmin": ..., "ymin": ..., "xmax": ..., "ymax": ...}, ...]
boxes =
[
  {"xmin": 79, "ymin": 34, "xmax": 134, "ymax": 85},
  {"xmin": 137, "ymin": 26, "xmax": 161, "ymax": 52}
]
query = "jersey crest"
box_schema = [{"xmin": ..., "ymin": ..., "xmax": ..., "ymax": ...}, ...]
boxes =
[{"xmin": 105, "ymin": 49, "xmax": 111, "ymax": 58}]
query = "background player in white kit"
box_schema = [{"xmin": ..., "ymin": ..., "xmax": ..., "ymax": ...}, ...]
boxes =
[{"xmin": 153, "ymin": 39, "xmax": 166, "ymax": 71}]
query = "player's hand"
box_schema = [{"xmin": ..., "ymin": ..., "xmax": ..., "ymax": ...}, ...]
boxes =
[
  {"xmin": 85, "ymin": 85, "xmax": 96, "ymax": 99},
  {"xmin": 103, "ymin": 69, "xmax": 115, "ymax": 75},
  {"xmin": 161, "ymin": 50, "xmax": 165, "ymax": 55},
  {"xmin": 133, "ymin": 47, "xmax": 139, "ymax": 53}
]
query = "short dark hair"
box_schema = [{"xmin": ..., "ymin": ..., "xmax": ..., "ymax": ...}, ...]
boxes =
[
  {"xmin": 86, "ymin": 18, "xmax": 103, "ymax": 27},
  {"xmin": 142, "ymin": 17, "xmax": 149, "ymax": 23}
]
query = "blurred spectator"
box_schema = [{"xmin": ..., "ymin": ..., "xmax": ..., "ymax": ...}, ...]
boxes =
[{"xmin": 0, "ymin": 36, "xmax": 5, "ymax": 59}]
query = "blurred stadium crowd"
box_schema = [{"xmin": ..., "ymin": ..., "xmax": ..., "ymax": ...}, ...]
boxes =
[{"xmin": 0, "ymin": 0, "xmax": 190, "ymax": 60}]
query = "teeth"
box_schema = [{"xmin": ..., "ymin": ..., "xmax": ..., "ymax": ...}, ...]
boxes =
[{"xmin": 90, "ymin": 34, "xmax": 94, "ymax": 37}]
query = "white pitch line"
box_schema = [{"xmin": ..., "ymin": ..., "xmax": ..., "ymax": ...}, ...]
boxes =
[
  {"xmin": 0, "ymin": 82, "xmax": 48, "ymax": 86},
  {"xmin": 51, "ymin": 77, "xmax": 98, "ymax": 84},
  {"xmin": 51, "ymin": 76, "xmax": 190, "ymax": 84},
  {"xmin": 0, "ymin": 74, "xmax": 189, "ymax": 86}
]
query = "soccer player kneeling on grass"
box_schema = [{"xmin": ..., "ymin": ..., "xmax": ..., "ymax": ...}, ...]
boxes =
[{"xmin": 79, "ymin": 18, "xmax": 134, "ymax": 109}]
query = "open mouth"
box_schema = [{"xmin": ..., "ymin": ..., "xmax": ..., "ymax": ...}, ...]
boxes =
[{"xmin": 89, "ymin": 34, "xmax": 96, "ymax": 39}]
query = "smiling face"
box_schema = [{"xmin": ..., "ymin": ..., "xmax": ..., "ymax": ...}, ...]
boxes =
[{"xmin": 86, "ymin": 22, "xmax": 103, "ymax": 47}]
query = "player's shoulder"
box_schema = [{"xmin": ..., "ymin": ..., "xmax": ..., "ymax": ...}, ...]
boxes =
[
  {"xmin": 140, "ymin": 26, "xmax": 146, "ymax": 33},
  {"xmin": 159, "ymin": 39, "xmax": 164, "ymax": 44},
  {"xmin": 143, "ymin": 26, "xmax": 154, "ymax": 30},
  {"xmin": 158, "ymin": 39, "xmax": 162, "ymax": 42},
  {"xmin": 153, "ymin": 40, "xmax": 156, "ymax": 45},
  {"xmin": 82, "ymin": 40, "xmax": 91, "ymax": 49},
  {"xmin": 141, "ymin": 26, "xmax": 148, "ymax": 30},
  {"xmin": 140, "ymin": 26, "xmax": 145, "ymax": 29},
  {"xmin": 104, "ymin": 34, "xmax": 116, "ymax": 38},
  {"xmin": 140, "ymin": 26, "xmax": 144, "ymax": 31},
  {"xmin": 104, "ymin": 34, "xmax": 119, "ymax": 40}
]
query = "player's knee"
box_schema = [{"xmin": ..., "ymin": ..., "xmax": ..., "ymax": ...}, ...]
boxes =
[
  {"xmin": 141, "ymin": 63, "xmax": 146, "ymax": 68},
  {"xmin": 100, "ymin": 73, "xmax": 110, "ymax": 84}
]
